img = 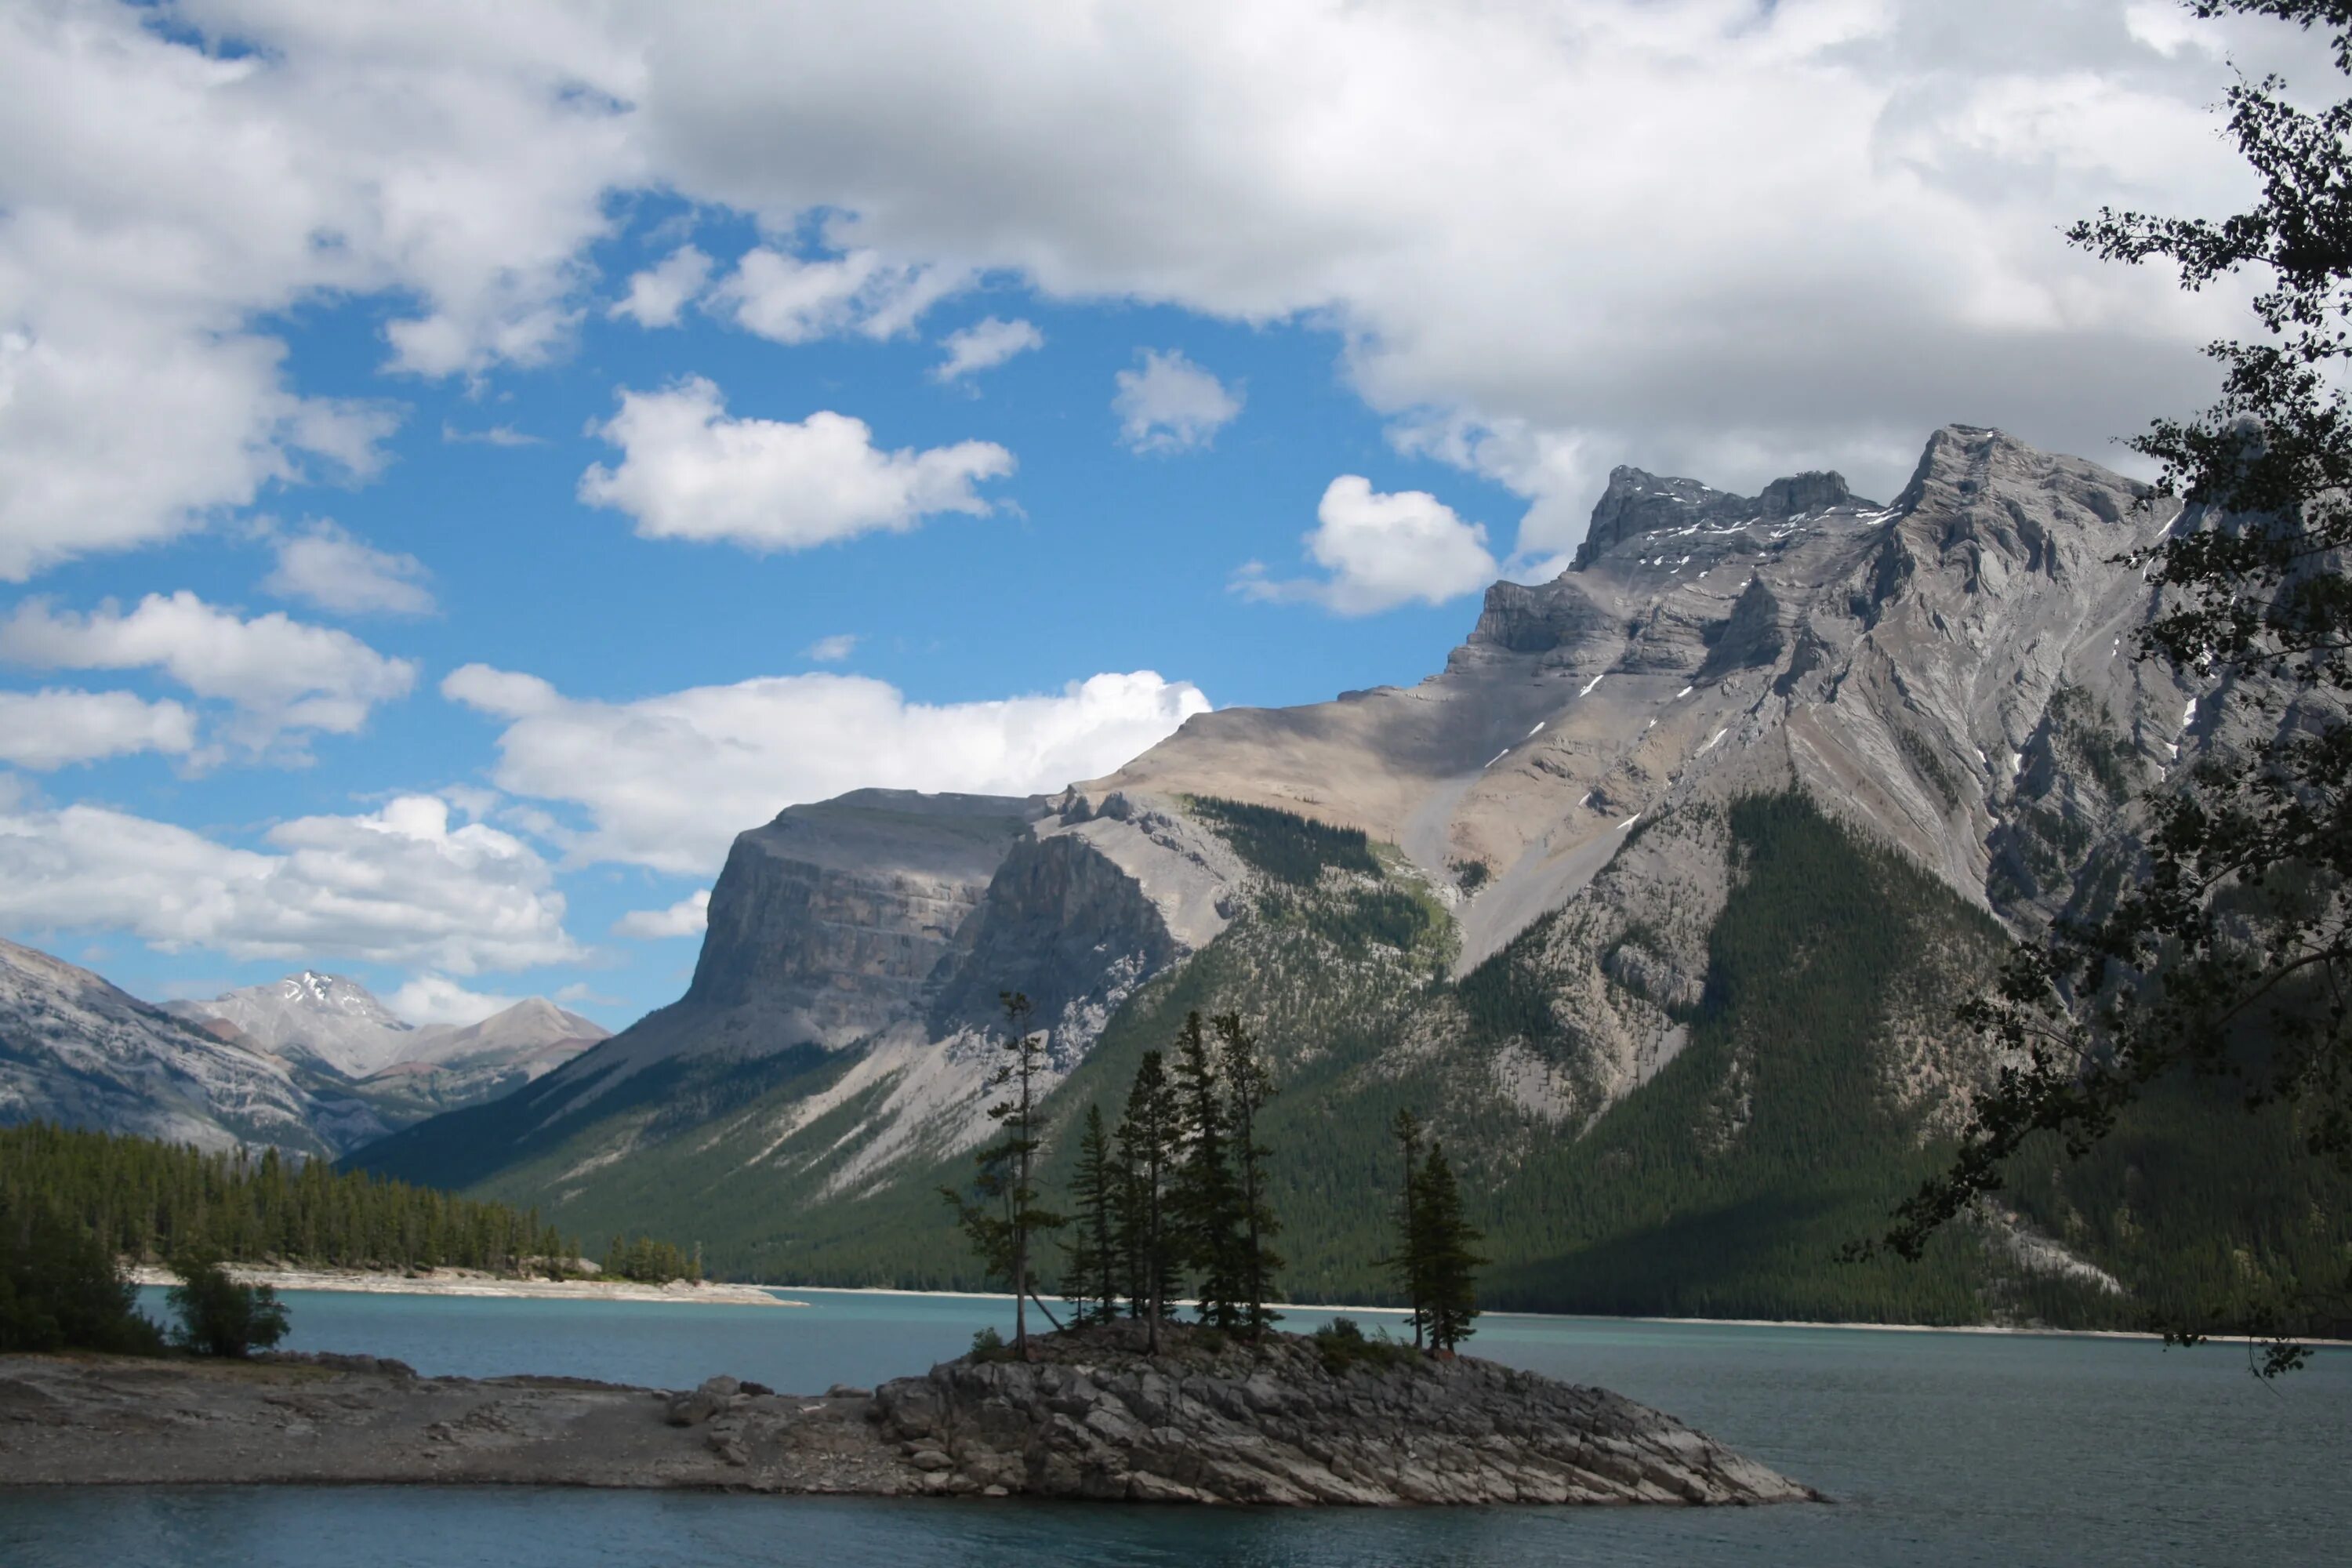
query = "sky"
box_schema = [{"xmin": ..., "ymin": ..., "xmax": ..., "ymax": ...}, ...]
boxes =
[{"xmin": 0, "ymin": 0, "xmax": 2319, "ymax": 1028}]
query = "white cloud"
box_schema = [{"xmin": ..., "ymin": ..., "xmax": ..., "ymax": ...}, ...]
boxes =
[
  {"xmin": 441, "ymin": 422, "xmax": 542, "ymax": 447},
  {"xmin": 0, "ymin": 793, "xmax": 579, "ymax": 974},
  {"xmin": 0, "ymin": 689, "xmax": 198, "ymax": 770},
  {"xmin": 261, "ymin": 521, "xmax": 435, "ymax": 616},
  {"xmin": 0, "ymin": 1, "xmax": 634, "ymax": 578},
  {"xmin": 804, "ymin": 633, "xmax": 859, "ymax": 662},
  {"xmin": 2, "ymin": 2, "xmax": 2325, "ymax": 584},
  {"xmin": 711, "ymin": 246, "xmax": 967, "ymax": 343},
  {"xmin": 1238, "ymin": 476, "xmax": 1499, "ymax": 615},
  {"xmin": 935, "ymin": 316, "xmax": 1044, "ymax": 381},
  {"xmin": 0, "ymin": 591, "xmax": 416, "ymax": 759},
  {"xmin": 613, "ymin": 888, "xmax": 710, "ymax": 939},
  {"xmin": 443, "ymin": 662, "xmax": 1211, "ymax": 873},
  {"xmin": 625, "ymin": 0, "xmax": 2306, "ymax": 539},
  {"xmin": 610, "ymin": 243, "xmax": 713, "ymax": 328},
  {"xmin": 1113, "ymin": 350, "xmax": 1242, "ymax": 453},
  {"xmin": 387, "ymin": 973, "xmax": 522, "ymax": 1026},
  {"xmin": 578, "ymin": 376, "xmax": 1014, "ymax": 552}
]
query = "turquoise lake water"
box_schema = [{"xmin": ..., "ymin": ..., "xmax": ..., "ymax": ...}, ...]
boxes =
[{"xmin": 2, "ymin": 1287, "xmax": 2345, "ymax": 1566}]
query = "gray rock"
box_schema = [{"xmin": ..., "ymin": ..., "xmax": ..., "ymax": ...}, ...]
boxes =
[
  {"xmin": 664, "ymin": 1375, "xmax": 741, "ymax": 1427},
  {"xmin": 865, "ymin": 1323, "xmax": 1817, "ymax": 1507}
]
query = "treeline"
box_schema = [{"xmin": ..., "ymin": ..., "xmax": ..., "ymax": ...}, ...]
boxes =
[
  {"xmin": 0, "ymin": 1122, "xmax": 575, "ymax": 1275},
  {"xmin": 602, "ymin": 1232, "xmax": 700, "ymax": 1283}
]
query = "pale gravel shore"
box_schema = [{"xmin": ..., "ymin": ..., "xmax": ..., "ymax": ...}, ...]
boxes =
[{"xmin": 125, "ymin": 1265, "xmax": 802, "ymax": 1308}]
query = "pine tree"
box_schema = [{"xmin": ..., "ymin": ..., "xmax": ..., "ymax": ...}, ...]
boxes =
[
  {"xmin": 1379, "ymin": 1109, "xmax": 1428, "ymax": 1348},
  {"xmin": 1169, "ymin": 1011, "xmax": 1244, "ymax": 1330},
  {"xmin": 1417, "ymin": 1142, "xmax": 1485, "ymax": 1354},
  {"xmin": 1059, "ymin": 1105, "xmax": 1120, "ymax": 1326},
  {"xmin": 939, "ymin": 992, "xmax": 1067, "ymax": 1358},
  {"xmin": 1211, "ymin": 1011, "xmax": 1283, "ymax": 1338},
  {"xmin": 1112, "ymin": 1048, "xmax": 1181, "ymax": 1351}
]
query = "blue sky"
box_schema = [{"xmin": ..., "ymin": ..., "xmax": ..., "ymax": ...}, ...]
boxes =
[{"xmin": 0, "ymin": 1, "xmax": 2293, "ymax": 1027}]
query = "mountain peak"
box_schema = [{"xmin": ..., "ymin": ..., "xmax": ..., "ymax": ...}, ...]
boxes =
[{"xmin": 1570, "ymin": 465, "xmax": 1876, "ymax": 571}]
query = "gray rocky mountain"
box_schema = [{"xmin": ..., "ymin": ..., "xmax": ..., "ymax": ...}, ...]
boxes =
[
  {"xmin": 0, "ymin": 938, "xmax": 333, "ymax": 1155},
  {"xmin": 168, "ymin": 971, "xmax": 415, "ymax": 1078},
  {"xmin": 361, "ymin": 424, "xmax": 2325, "ymax": 1322},
  {"xmin": 167, "ymin": 975, "xmax": 607, "ymax": 1133}
]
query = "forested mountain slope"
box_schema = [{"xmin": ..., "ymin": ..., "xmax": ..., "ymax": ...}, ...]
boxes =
[{"xmin": 354, "ymin": 425, "xmax": 2349, "ymax": 1325}]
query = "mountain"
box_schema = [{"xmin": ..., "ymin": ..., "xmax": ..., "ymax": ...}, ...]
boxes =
[
  {"xmin": 355, "ymin": 425, "xmax": 2349, "ymax": 1326},
  {"xmin": 167, "ymin": 975, "xmax": 608, "ymax": 1130},
  {"xmin": 0, "ymin": 938, "xmax": 336, "ymax": 1155},
  {"xmin": 167, "ymin": 971, "xmax": 415, "ymax": 1077}
]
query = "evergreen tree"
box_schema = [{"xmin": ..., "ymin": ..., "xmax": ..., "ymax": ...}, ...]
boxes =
[
  {"xmin": 1416, "ymin": 1143, "xmax": 1485, "ymax": 1353},
  {"xmin": 1169, "ymin": 1011, "xmax": 1245, "ymax": 1329},
  {"xmin": 1380, "ymin": 1109, "xmax": 1428, "ymax": 1348},
  {"xmin": 939, "ymin": 992, "xmax": 1066, "ymax": 1357},
  {"xmin": 165, "ymin": 1248, "xmax": 290, "ymax": 1359},
  {"xmin": 1211, "ymin": 1011, "xmax": 1283, "ymax": 1338},
  {"xmin": 1059, "ymin": 1105, "xmax": 1120, "ymax": 1325},
  {"xmin": 0, "ymin": 1194, "xmax": 162, "ymax": 1355},
  {"xmin": 1112, "ymin": 1048, "xmax": 1182, "ymax": 1351}
]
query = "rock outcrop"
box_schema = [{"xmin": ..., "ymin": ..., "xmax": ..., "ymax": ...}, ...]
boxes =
[
  {"xmin": 866, "ymin": 1323, "xmax": 1814, "ymax": 1505},
  {"xmin": 0, "ymin": 1327, "xmax": 1813, "ymax": 1508}
]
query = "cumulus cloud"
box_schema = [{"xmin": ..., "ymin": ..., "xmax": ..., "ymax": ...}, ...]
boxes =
[
  {"xmin": 0, "ymin": 689, "xmax": 198, "ymax": 770},
  {"xmin": 1237, "ymin": 476, "xmax": 1500, "ymax": 615},
  {"xmin": 613, "ymin": 888, "xmax": 710, "ymax": 939},
  {"xmin": 262, "ymin": 521, "xmax": 435, "ymax": 616},
  {"xmin": 0, "ymin": 793, "xmax": 579, "ymax": 974},
  {"xmin": 622, "ymin": 0, "xmax": 2318, "ymax": 540},
  {"xmin": 710, "ymin": 247, "xmax": 967, "ymax": 343},
  {"xmin": 577, "ymin": 376, "xmax": 1014, "ymax": 552},
  {"xmin": 0, "ymin": 592, "xmax": 416, "ymax": 759},
  {"xmin": 387, "ymin": 974, "xmax": 522, "ymax": 1027},
  {"xmin": 610, "ymin": 243, "xmax": 713, "ymax": 328},
  {"xmin": 935, "ymin": 317, "xmax": 1044, "ymax": 381},
  {"xmin": 804, "ymin": 633, "xmax": 859, "ymax": 662},
  {"xmin": 0, "ymin": 1, "xmax": 630, "ymax": 577},
  {"xmin": 443, "ymin": 662, "xmax": 1211, "ymax": 873},
  {"xmin": 1113, "ymin": 350, "xmax": 1243, "ymax": 453},
  {"xmin": 4, "ymin": 2, "xmax": 2325, "ymax": 582}
]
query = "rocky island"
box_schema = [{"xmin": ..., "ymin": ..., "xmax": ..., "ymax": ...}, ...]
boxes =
[{"xmin": 0, "ymin": 1324, "xmax": 1815, "ymax": 1506}]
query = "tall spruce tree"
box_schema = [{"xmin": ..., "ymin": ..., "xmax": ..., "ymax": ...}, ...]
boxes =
[
  {"xmin": 1113, "ymin": 1048, "xmax": 1182, "ymax": 1351},
  {"xmin": 939, "ymin": 992, "xmax": 1065, "ymax": 1357},
  {"xmin": 1060, "ymin": 1104, "xmax": 1120, "ymax": 1326},
  {"xmin": 1211, "ymin": 1011, "xmax": 1284, "ymax": 1338},
  {"xmin": 1415, "ymin": 1143, "xmax": 1485, "ymax": 1354},
  {"xmin": 1170, "ymin": 1011, "xmax": 1245, "ymax": 1330},
  {"xmin": 1381, "ymin": 1109, "xmax": 1428, "ymax": 1348}
]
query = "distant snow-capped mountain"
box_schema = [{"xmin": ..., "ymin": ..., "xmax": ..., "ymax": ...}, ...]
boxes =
[
  {"xmin": 0, "ymin": 946, "xmax": 616, "ymax": 1157},
  {"xmin": 165, "ymin": 974, "xmax": 610, "ymax": 1131},
  {"xmin": 0, "ymin": 937, "xmax": 335, "ymax": 1155}
]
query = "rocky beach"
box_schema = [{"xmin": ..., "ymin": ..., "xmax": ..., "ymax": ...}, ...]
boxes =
[{"xmin": 0, "ymin": 1324, "xmax": 1816, "ymax": 1506}]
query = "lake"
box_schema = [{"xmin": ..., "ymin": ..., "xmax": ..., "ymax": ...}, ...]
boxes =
[{"xmin": 2, "ymin": 1287, "xmax": 2344, "ymax": 1566}]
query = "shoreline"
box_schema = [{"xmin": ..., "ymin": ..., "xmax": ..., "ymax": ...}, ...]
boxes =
[
  {"xmin": 0, "ymin": 1328, "xmax": 1817, "ymax": 1505},
  {"xmin": 762, "ymin": 1283, "xmax": 2351, "ymax": 1348},
  {"xmin": 124, "ymin": 1271, "xmax": 2343, "ymax": 1351},
  {"xmin": 126, "ymin": 1265, "xmax": 801, "ymax": 1308}
]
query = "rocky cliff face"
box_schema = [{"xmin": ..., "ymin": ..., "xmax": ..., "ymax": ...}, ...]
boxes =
[
  {"xmin": 685, "ymin": 789, "xmax": 1043, "ymax": 1047},
  {"xmin": 1092, "ymin": 423, "xmax": 2193, "ymax": 972}
]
